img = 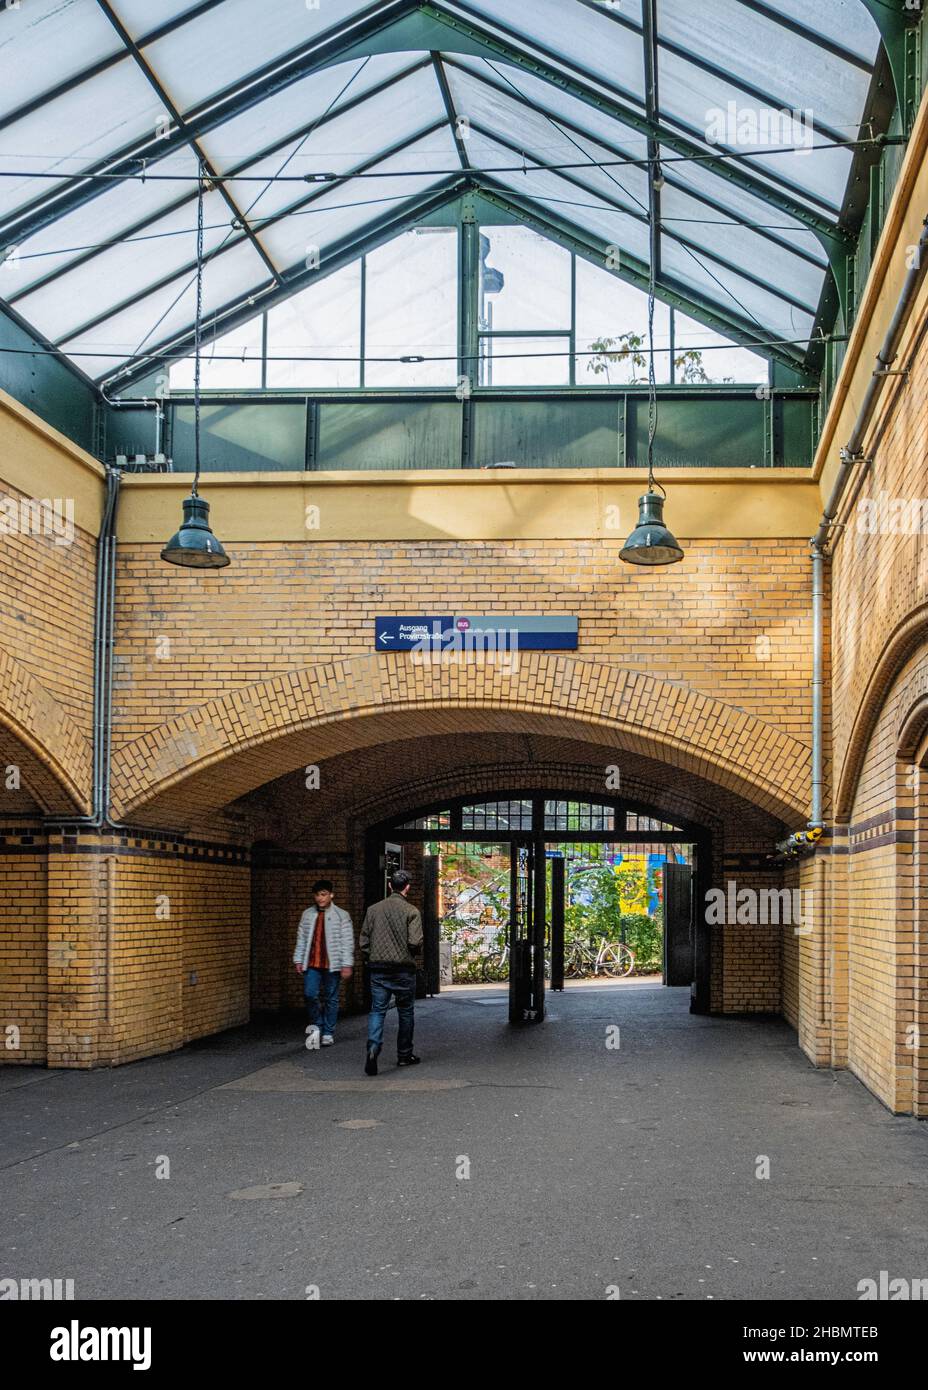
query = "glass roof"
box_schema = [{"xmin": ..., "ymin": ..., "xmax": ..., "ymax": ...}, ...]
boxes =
[{"xmin": 0, "ymin": 0, "xmax": 884, "ymax": 387}]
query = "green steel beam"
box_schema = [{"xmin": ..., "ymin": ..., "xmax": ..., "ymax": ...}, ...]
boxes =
[
  {"xmin": 0, "ymin": 0, "xmax": 421, "ymax": 247},
  {"xmin": 432, "ymin": 54, "xmax": 470, "ymax": 170},
  {"xmin": 118, "ymin": 384, "xmax": 817, "ymax": 404},
  {"xmin": 641, "ymin": 0, "xmax": 662, "ymax": 283},
  {"xmin": 8, "ymin": 55, "xmax": 433, "ymax": 306},
  {"xmin": 446, "ymin": 57, "xmax": 826, "ymax": 273},
  {"xmin": 459, "ymin": 206, "xmax": 479, "ymax": 385},
  {"xmin": 859, "ymin": 0, "xmax": 921, "ymax": 125},
  {"xmin": 426, "ymin": 1, "xmax": 846, "ymax": 241}
]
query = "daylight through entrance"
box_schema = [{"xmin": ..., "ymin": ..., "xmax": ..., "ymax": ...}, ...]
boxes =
[{"xmin": 368, "ymin": 794, "xmax": 703, "ymax": 1023}]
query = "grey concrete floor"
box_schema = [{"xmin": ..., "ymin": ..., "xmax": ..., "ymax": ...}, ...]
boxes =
[{"xmin": 2, "ymin": 982, "xmax": 927, "ymax": 1301}]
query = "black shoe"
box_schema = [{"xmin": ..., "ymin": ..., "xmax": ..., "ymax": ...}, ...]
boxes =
[
  {"xmin": 364, "ymin": 1044, "xmax": 379, "ymax": 1077},
  {"xmin": 396, "ymin": 1054, "xmax": 421, "ymax": 1067}
]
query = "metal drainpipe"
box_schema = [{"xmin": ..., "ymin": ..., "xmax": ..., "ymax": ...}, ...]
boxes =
[
  {"xmin": 56, "ymin": 464, "xmax": 124, "ymax": 830},
  {"xmin": 802, "ymin": 212, "xmax": 928, "ymax": 839},
  {"xmin": 810, "ymin": 541, "xmax": 824, "ymax": 831}
]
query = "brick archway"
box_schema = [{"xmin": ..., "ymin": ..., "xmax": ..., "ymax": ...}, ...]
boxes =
[
  {"xmin": 836, "ymin": 602, "xmax": 928, "ymax": 820},
  {"xmin": 110, "ymin": 654, "xmax": 810, "ymax": 827},
  {"xmin": 0, "ymin": 646, "xmax": 91, "ymax": 814}
]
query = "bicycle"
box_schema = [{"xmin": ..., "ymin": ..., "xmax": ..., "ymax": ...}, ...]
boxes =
[
  {"xmin": 564, "ymin": 937, "xmax": 635, "ymax": 979},
  {"xmin": 449, "ymin": 928, "xmax": 488, "ymax": 983},
  {"xmin": 482, "ymin": 928, "xmax": 509, "ymax": 982},
  {"xmin": 483, "ymin": 930, "xmax": 552, "ymax": 983}
]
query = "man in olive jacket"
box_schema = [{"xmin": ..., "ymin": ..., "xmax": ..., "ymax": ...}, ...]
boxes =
[{"xmin": 359, "ymin": 869, "xmax": 423, "ymax": 1075}]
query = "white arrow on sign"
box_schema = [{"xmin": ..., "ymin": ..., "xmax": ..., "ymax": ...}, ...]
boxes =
[{"xmin": 379, "ymin": 631, "xmax": 393, "ymax": 644}]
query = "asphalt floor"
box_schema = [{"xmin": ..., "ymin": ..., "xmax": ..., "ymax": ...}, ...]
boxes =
[{"xmin": 2, "ymin": 980, "xmax": 927, "ymax": 1301}]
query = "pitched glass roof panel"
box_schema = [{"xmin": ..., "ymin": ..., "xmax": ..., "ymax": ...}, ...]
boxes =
[
  {"xmin": 660, "ymin": 146, "xmax": 829, "ymax": 266},
  {"xmin": 658, "ymin": 0, "xmax": 876, "ymax": 137},
  {"xmin": 2, "ymin": 150, "xmax": 201, "ymax": 297},
  {"xmin": 60, "ymin": 238, "xmax": 271, "ymax": 377},
  {"xmin": 14, "ymin": 188, "xmax": 233, "ymax": 342},
  {"xmin": 257, "ymin": 126, "xmax": 461, "ymax": 273},
  {"xmin": 197, "ymin": 53, "xmax": 420, "ymax": 173},
  {"xmin": 448, "ymin": 55, "xmax": 650, "ymax": 161},
  {"xmin": 655, "ymin": 50, "xmax": 853, "ymax": 213},
  {"xmin": 109, "ymin": 0, "xmax": 208, "ymax": 40},
  {"xmin": 443, "ymin": 63, "xmax": 651, "ymax": 216},
  {"xmin": 139, "ymin": 0, "xmax": 385, "ymax": 113},
  {"xmin": 445, "ymin": 0, "xmax": 647, "ymax": 108},
  {"xmin": 0, "ymin": 59, "xmax": 171, "ymax": 221},
  {"xmin": 760, "ymin": 0, "xmax": 880, "ymax": 62},
  {"xmin": 659, "ymin": 235, "xmax": 814, "ymax": 345},
  {"xmin": 658, "ymin": 182, "xmax": 825, "ymax": 311},
  {"xmin": 219, "ymin": 66, "xmax": 449, "ymax": 235},
  {"xmin": 0, "ymin": 0, "xmax": 123, "ymax": 124}
]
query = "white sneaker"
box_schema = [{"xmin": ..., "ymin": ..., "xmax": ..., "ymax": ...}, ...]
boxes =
[
  {"xmin": 305, "ymin": 1025, "xmax": 320, "ymax": 1050},
  {"xmin": 321, "ymin": 1034, "xmax": 334, "ymax": 1047}
]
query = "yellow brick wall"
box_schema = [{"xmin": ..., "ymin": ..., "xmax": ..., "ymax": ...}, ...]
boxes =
[
  {"xmin": 112, "ymin": 537, "xmax": 813, "ymax": 748},
  {"xmin": 0, "ymin": 481, "xmax": 96, "ymax": 726},
  {"xmin": 0, "ymin": 823, "xmax": 47, "ymax": 1064},
  {"xmin": 827, "ymin": 291, "xmax": 928, "ymax": 1113},
  {"xmin": 7, "ymin": 829, "xmax": 252, "ymax": 1068}
]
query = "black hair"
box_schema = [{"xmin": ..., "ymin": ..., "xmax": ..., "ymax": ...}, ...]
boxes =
[
  {"xmin": 311, "ymin": 879, "xmax": 334, "ymax": 894},
  {"xmin": 389, "ymin": 869, "xmax": 412, "ymax": 893}
]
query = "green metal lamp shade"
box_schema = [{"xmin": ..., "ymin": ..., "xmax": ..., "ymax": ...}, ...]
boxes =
[
  {"xmin": 160, "ymin": 494, "xmax": 230, "ymax": 569},
  {"xmin": 619, "ymin": 490, "xmax": 684, "ymax": 566}
]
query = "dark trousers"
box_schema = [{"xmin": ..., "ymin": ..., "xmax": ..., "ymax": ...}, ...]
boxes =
[{"xmin": 367, "ymin": 964, "xmax": 416, "ymax": 1057}]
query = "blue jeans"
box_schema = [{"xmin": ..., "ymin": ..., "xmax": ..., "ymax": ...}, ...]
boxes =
[
  {"xmin": 303, "ymin": 967, "xmax": 342, "ymax": 1037},
  {"xmin": 367, "ymin": 965, "xmax": 416, "ymax": 1057}
]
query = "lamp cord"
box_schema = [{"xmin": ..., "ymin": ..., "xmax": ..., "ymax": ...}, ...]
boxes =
[
  {"xmin": 193, "ymin": 166, "xmax": 204, "ymax": 498},
  {"xmin": 646, "ymin": 268, "xmax": 662, "ymax": 497}
]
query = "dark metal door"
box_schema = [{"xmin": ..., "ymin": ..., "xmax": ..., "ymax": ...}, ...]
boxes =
[
  {"xmin": 530, "ymin": 835, "xmax": 546, "ymax": 1022},
  {"xmin": 662, "ymin": 862, "xmax": 694, "ymax": 986},
  {"xmin": 508, "ymin": 838, "xmax": 547, "ymax": 1023},
  {"xmin": 508, "ymin": 839, "xmax": 533, "ymax": 1024},
  {"xmin": 549, "ymin": 855, "xmax": 565, "ymax": 991},
  {"xmin": 421, "ymin": 853, "xmax": 440, "ymax": 997}
]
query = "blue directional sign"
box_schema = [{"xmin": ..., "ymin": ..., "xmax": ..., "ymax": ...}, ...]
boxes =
[{"xmin": 375, "ymin": 615, "xmax": 578, "ymax": 651}]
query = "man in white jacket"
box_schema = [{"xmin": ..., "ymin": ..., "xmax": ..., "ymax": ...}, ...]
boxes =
[{"xmin": 293, "ymin": 880, "xmax": 354, "ymax": 1049}]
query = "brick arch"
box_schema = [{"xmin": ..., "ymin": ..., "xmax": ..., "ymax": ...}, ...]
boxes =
[
  {"xmin": 836, "ymin": 602, "xmax": 928, "ymax": 820},
  {"xmin": 110, "ymin": 654, "xmax": 810, "ymax": 827},
  {"xmin": 350, "ymin": 762, "xmax": 727, "ymax": 839},
  {"xmin": 0, "ymin": 646, "xmax": 91, "ymax": 814}
]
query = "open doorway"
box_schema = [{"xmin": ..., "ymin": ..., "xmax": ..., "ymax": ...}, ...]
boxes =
[{"xmin": 365, "ymin": 793, "xmax": 710, "ymax": 1022}]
